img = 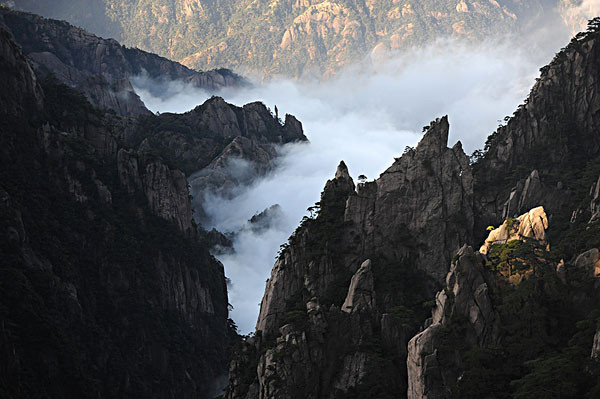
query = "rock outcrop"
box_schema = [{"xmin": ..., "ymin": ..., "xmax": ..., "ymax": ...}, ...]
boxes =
[
  {"xmin": 589, "ymin": 174, "xmax": 600, "ymax": 223},
  {"xmin": 407, "ymin": 203, "xmax": 600, "ymax": 398},
  {"xmin": 344, "ymin": 116, "xmax": 474, "ymax": 283},
  {"xmin": 479, "ymin": 206, "xmax": 549, "ymax": 254},
  {"xmin": 473, "ymin": 20, "xmax": 600, "ymax": 234},
  {"xmin": 0, "ymin": 8, "xmax": 244, "ymax": 116},
  {"xmin": 226, "ymin": 20, "xmax": 600, "ymax": 399},
  {"xmin": 342, "ymin": 259, "xmax": 375, "ymax": 313},
  {"xmin": 129, "ymin": 97, "xmax": 306, "ymax": 224},
  {"xmin": 227, "ymin": 116, "xmax": 473, "ymax": 399},
  {"xmin": 0, "ymin": 8, "xmax": 307, "ymax": 230},
  {"xmin": 407, "ymin": 245, "xmax": 499, "ymax": 399},
  {"xmin": 574, "ymin": 248, "xmax": 600, "ymax": 278}
]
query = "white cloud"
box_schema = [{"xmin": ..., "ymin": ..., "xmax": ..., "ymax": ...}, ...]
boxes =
[{"xmin": 134, "ymin": 33, "xmax": 571, "ymax": 333}]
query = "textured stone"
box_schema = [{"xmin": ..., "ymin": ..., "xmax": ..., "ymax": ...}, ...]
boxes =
[
  {"xmin": 592, "ymin": 326, "xmax": 600, "ymax": 359},
  {"xmin": 230, "ymin": 117, "xmax": 473, "ymax": 399},
  {"xmin": 0, "ymin": 28, "xmax": 231, "ymax": 397},
  {"xmin": 574, "ymin": 248, "xmax": 600, "ymax": 278},
  {"xmin": 0, "ymin": 27, "xmax": 43, "ymax": 116},
  {"xmin": 589, "ymin": 174, "xmax": 600, "ymax": 223},
  {"xmin": 479, "ymin": 206, "xmax": 549, "ymax": 254},
  {"xmin": 342, "ymin": 259, "xmax": 375, "ymax": 313},
  {"xmin": 474, "ymin": 30, "xmax": 600, "ymax": 234},
  {"xmin": 407, "ymin": 246, "xmax": 499, "ymax": 399},
  {"xmin": 344, "ymin": 116, "xmax": 474, "ymax": 283}
]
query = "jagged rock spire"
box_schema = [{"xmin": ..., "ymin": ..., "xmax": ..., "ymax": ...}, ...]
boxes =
[{"xmin": 335, "ymin": 160, "xmax": 351, "ymax": 179}]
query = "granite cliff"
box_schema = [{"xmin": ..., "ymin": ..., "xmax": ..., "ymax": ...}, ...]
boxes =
[
  {"xmin": 0, "ymin": 10, "xmax": 305, "ymax": 397},
  {"xmin": 226, "ymin": 18, "xmax": 600, "ymax": 399},
  {"xmin": 226, "ymin": 116, "xmax": 474, "ymax": 398},
  {"xmin": 6, "ymin": 0, "xmax": 579, "ymax": 78},
  {"xmin": 0, "ymin": 8, "xmax": 307, "ymax": 225},
  {"xmin": 0, "ymin": 25, "xmax": 232, "ymax": 397}
]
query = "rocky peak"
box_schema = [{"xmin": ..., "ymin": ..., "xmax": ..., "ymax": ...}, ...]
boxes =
[
  {"xmin": 474, "ymin": 22, "xmax": 600, "ymax": 230},
  {"xmin": 345, "ymin": 116, "xmax": 473, "ymax": 283},
  {"xmin": 335, "ymin": 160, "xmax": 350, "ymax": 179},
  {"xmin": 228, "ymin": 117, "xmax": 474, "ymax": 399},
  {"xmin": 417, "ymin": 115, "xmax": 450, "ymax": 158},
  {"xmin": 254, "ymin": 162, "xmax": 354, "ymax": 337},
  {"xmin": 227, "ymin": 22, "xmax": 600, "ymax": 399}
]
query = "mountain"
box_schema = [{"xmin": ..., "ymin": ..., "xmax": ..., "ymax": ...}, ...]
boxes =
[
  {"xmin": 0, "ymin": 25, "xmax": 231, "ymax": 397},
  {"xmin": 6, "ymin": 0, "xmax": 585, "ymax": 78},
  {"xmin": 0, "ymin": 8, "xmax": 306, "ymax": 219},
  {"xmin": 0, "ymin": 10, "xmax": 305, "ymax": 398},
  {"xmin": 225, "ymin": 18, "xmax": 600, "ymax": 399},
  {"xmin": 0, "ymin": 7, "xmax": 245, "ymax": 117}
]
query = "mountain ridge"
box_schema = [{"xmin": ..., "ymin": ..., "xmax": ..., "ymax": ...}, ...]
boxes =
[
  {"xmin": 7, "ymin": 0, "xmax": 588, "ymax": 78},
  {"xmin": 225, "ymin": 17, "xmax": 600, "ymax": 399}
]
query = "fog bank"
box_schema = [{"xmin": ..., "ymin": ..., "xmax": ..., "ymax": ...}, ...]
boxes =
[{"xmin": 135, "ymin": 34, "xmax": 577, "ymax": 333}]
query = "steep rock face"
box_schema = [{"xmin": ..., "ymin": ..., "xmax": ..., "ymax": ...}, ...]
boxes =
[
  {"xmin": 129, "ymin": 97, "xmax": 307, "ymax": 223},
  {"xmin": 117, "ymin": 149, "xmax": 194, "ymax": 233},
  {"xmin": 137, "ymin": 98, "xmax": 306, "ymax": 178},
  {"xmin": 226, "ymin": 21, "xmax": 600, "ymax": 399},
  {"xmin": 227, "ymin": 117, "xmax": 473, "ymax": 399},
  {"xmin": 407, "ymin": 204, "xmax": 600, "ymax": 398},
  {"xmin": 0, "ymin": 29, "xmax": 231, "ymax": 398},
  {"xmin": 0, "ymin": 10, "xmax": 307, "ymax": 231},
  {"xmin": 588, "ymin": 173, "xmax": 600, "ymax": 223},
  {"xmin": 254, "ymin": 160, "xmax": 356, "ymax": 337},
  {"xmin": 0, "ymin": 27, "xmax": 42, "ymax": 115},
  {"xmin": 342, "ymin": 259, "xmax": 376, "ymax": 313},
  {"xmin": 407, "ymin": 245, "xmax": 499, "ymax": 399},
  {"xmin": 574, "ymin": 248, "xmax": 600, "ymax": 277},
  {"xmin": 0, "ymin": 8, "xmax": 244, "ymax": 116},
  {"xmin": 344, "ymin": 116, "xmax": 474, "ymax": 283},
  {"xmin": 473, "ymin": 21, "xmax": 600, "ymax": 232}
]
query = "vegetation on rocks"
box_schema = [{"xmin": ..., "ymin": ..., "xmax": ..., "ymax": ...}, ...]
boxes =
[{"xmin": 8, "ymin": 0, "xmax": 577, "ymax": 77}]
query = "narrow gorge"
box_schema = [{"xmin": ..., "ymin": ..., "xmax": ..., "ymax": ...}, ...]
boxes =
[{"xmin": 1, "ymin": 4, "xmax": 600, "ymax": 399}]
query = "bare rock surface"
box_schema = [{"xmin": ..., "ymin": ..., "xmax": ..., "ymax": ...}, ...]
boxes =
[
  {"xmin": 479, "ymin": 206, "xmax": 549, "ymax": 254},
  {"xmin": 574, "ymin": 248, "xmax": 600, "ymax": 278},
  {"xmin": 228, "ymin": 117, "xmax": 474, "ymax": 399},
  {"xmin": 407, "ymin": 245, "xmax": 499, "ymax": 399},
  {"xmin": 593, "ymin": 326, "xmax": 600, "ymax": 359},
  {"xmin": 342, "ymin": 259, "xmax": 375, "ymax": 313}
]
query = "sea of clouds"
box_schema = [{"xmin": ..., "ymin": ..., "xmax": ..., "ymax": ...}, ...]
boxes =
[{"xmin": 133, "ymin": 16, "xmax": 590, "ymax": 332}]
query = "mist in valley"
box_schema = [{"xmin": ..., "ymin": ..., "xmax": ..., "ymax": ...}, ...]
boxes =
[{"xmin": 134, "ymin": 25, "xmax": 582, "ymax": 333}]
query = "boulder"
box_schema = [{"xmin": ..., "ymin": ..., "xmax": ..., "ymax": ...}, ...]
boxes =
[{"xmin": 480, "ymin": 206, "xmax": 549, "ymax": 254}]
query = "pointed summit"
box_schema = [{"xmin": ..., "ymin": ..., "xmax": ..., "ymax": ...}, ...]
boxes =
[
  {"xmin": 323, "ymin": 160, "xmax": 355, "ymax": 198},
  {"xmin": 418, "ymin": 116, "xmax": 449, "ymax": 156},
  {"xmin": 335, "ymin": 160, "xmax": 351, "ymax": 180}
]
